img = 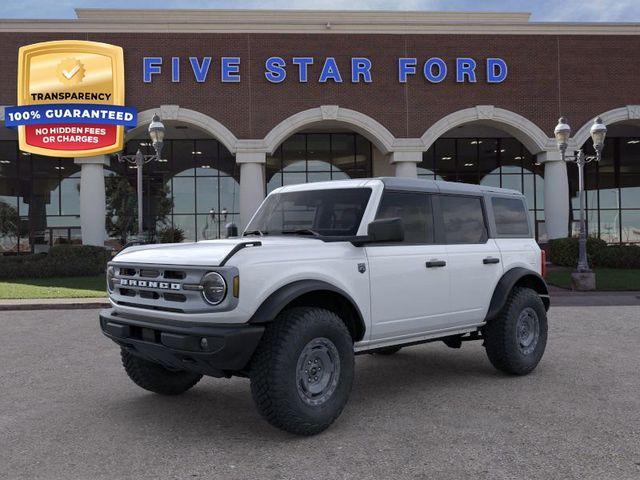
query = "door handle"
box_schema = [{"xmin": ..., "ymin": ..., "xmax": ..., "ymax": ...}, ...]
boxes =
[
  {"xmin": 483, "ymin": 257, "xmax": 500, "ymax": 264},
  {"xmin": 426, "ymin": 260, "xmax": 446, "ymax": 268}
]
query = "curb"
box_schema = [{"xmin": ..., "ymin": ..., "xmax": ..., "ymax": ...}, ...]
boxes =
[{"xmin": 0, "ymin": 299, "xmax": 110, "ymax": 311}]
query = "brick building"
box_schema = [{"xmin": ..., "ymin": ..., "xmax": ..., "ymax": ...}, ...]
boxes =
[{"xmin": 0, "ymin": 9, "xmax": 639, "ymax": 251}]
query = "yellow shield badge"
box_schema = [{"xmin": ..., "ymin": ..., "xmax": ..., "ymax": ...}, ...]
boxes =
[{"xmin": 6, "ymin": 40, "xmax": 135, "ymax": 158}]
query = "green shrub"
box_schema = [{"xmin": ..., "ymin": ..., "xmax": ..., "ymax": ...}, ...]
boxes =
[
  {"xmin": 593, "ymin": 244, "xmax": 640, "ymax": 269},
  {"xmin": 548, "ymin": 237, "xmax": 607, "ymax": 267},
  {"xmin": 549, "ymin": 237, "xmax": 640, "ymax": 269},
  {"xmin": 0, "ymin": 245, "xmax": 112, "ymax": 279},
  {"xmin": 157, "ymin": 226, "xmax": 185, "ymax": 244}
]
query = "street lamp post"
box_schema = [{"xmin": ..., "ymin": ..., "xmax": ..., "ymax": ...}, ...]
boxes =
[
  {"xmin": 553, "ymin": 116, "xmax": 607, "ymax": 289},
  {"xmin": 117, "ymin": 114, "xmax": 166, "ymax": 238}
]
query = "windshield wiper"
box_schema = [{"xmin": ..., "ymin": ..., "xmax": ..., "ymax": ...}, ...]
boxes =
[
  {"xmin": 281, "ymin": 228, "xmax": 321, "ymax": 237},
  {"xmin": 243, "ymin": 229, "xmax": 266, "ymax": 236}
]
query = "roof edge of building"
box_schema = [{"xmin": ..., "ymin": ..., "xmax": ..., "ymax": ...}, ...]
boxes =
[
  {"xmin": 73, "ymin": 9, "xmax": 533, "ymax": 24},
  {"xmin": 0, "ymin": 9, "xmax": 638, "ymax": 34}
]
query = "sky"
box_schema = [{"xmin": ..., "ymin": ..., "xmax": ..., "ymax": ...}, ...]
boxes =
[{"xmin": 1, "ymin": 0, "xmax": 639, "ymax": 22}]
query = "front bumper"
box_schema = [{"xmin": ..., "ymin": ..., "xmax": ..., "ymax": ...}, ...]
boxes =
[{"xmin": 99, "ymin": 308, "xmax": 264, "ymax": 377}]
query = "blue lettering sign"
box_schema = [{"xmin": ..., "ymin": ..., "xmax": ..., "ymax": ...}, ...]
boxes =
[
  {"xmin": 143, "ymin": 57, "xmax": 162, "ymax": 83},
  {"xmin": 424, "ymin": 58, "xmax": 447, "ymax": 83},
  {"xmin": 487, "ymin": 58, "xmax": 508, "ymax": 83},
  {"xmin": 456, "ymin": 58, "xmax": 477, "ymax": 83},
  {"xmin": 171, "ymin": 57, "xmax": 180, "ymax": 83},
  {"xmin": 351, "ymin": 58, "xmax": 372, "ymax": 83},
  {"xmin": 189, "ymin": 57, "xmax": 211, "ymax": 83},
  {"xmin": 221, "ymin": 57, "xmax": 241, "ymax": 83},
  {"xmin": 319, "ymin": 57, "xmax": 342, "ymax": 83},
  {"xmin": 398, "ymin": 58, "xmax": 417, "ymax": 83},
  {"xmin": 292, "ymin": 57, "xmax": 314, "ymax": 82},
  {"xmin": 265, "ymin": 56, "xmax": 287, "ymax": 83},
  {"xmin": 141, "ymin": 55, "xmax": 508, "ymax": 85}
]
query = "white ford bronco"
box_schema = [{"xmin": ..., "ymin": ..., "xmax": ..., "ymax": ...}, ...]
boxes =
[{"xmin": 100, "ymin": 177, "xmax": 550, "ymax": 435}]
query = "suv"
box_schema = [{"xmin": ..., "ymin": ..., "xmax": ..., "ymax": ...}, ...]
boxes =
[{"xmin": 100, "ymin": 177, "xmax": 550, "ymax": 435}]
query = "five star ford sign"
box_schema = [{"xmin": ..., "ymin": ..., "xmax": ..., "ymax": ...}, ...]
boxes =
[{"xmin": 4, "ymin": 40, "xmax": 137, "ymax": 157}]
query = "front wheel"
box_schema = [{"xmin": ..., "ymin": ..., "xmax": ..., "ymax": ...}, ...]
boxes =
[
  {"xmin": 483, "ymin": 287, "xmax": 548, "ymax": 375},
  {"xmin": 121, "ymin": 349, "xmax": 202, "ymax": 395},
  {"xmin": 250, "ymin": 307, "xmax": 354, "ymax": 435}
]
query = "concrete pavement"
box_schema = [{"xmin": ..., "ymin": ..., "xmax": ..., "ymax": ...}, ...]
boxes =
[{"xmin": 1, "ymin": 307, "xmax": 639, "ymax": 479}]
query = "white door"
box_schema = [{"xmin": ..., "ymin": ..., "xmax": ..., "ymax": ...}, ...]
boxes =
[
  {"xmin": 367, "ymin": 244, "xmax": 451, "ymax": 340},
  {"xmin": 438, "ymin": 194, "xmax": 503, "ymax": 326},
  {"xmin": 365, "ymin": 191, "xmax": 452, "ymax": 341}
]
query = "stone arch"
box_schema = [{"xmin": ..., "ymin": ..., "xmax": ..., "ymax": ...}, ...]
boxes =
[
  {"xmin": 263, "ymin": 105, "xmax": 396, "ymax": 155},
  {"xmin": 572, "ymin": 105, "xmax": 640, "ymax": 148},
  {"xmin": 420, "ymin": 105, "xmax": 553, "ymax": 154},
  {"xmin": 127, "ymin": 105, "xmax": 239, "ymax": 154}
]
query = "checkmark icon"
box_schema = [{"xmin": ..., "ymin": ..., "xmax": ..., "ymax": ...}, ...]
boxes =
[{"xmin": 62, "ymin": 64, "xmax": 80, "ymax": 79}]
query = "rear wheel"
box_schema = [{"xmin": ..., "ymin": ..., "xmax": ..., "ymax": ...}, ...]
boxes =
[
  {"xmin": 250, "ymin": 307, "xmax": 354, "ymax": 435},
  {"xmin": 121, "ymin": 349, "xmax": 202, "ymax": 395},
  {"xmin": 483, "ymin": 287, "xmax": 548, "ymax": 375}
]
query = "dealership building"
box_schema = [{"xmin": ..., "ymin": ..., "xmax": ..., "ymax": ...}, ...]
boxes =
[{"xmin": 0, "ymin": 8, "xmax": 640, "ymax": 252}]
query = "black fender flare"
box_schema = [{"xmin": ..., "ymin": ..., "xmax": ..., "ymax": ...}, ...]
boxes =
[
  {"xmin": 248, "ymin": 279, "xmax": 366, "ymax": 340},
  {"xmin": 484, "ymin": 267, "xmax": 550, "ymax": 323}
]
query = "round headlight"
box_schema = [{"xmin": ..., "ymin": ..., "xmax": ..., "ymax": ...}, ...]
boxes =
[
  {"xmin": 201, "ymin": 272, "xmax": 227, "ymax": 305},
  {"xmin": 106, "ymin": 266, "xmax": 116, "ymax": 293}
]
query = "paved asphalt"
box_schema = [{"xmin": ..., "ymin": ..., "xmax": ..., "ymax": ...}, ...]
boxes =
[{"xmin": 1, "ymin": 307, "xmax": 639, "ymax": 480}]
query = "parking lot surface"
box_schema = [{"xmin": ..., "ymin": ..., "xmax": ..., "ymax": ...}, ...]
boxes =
[{"xmin": 1, "ymin": 307, "xmax": 639, "ymax": 480}]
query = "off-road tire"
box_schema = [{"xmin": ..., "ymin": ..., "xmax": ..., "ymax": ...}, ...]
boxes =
[
  {"xmin": 483, "ymin": 287, "xmax": 547, "ymax": 375},
  {"xmin": 121, "ymin": 349, "xmax": 202, "ymax": 395},
  {"xmin": 372, "ymin": 345, "xmax": 402, "ymax": 355},
  {"xmin": 250, "ymin": 307, "xmax": 354, "ymax": 436}
]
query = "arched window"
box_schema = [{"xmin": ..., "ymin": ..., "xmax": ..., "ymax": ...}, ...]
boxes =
[
  {"xmin": 418, "ymin": 136, "xmax": 545, "ymax": 241},
  {"xmin": 109, "ymin": 138, "xmax": 240, "ymax": 244},
  {"xmin": 266, "ymin": 133, "xmax": 373, "ymax": 194}
]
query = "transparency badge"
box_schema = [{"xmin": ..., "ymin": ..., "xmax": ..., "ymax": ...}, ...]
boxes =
[{"xmin": 5, "ymin": 40, "xmax": 137, "ymax": 157}]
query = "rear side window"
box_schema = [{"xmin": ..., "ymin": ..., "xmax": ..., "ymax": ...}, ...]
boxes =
[
  {"xmin": 376, "ymin": 191, "xmax": 433, "ymax": 244},
  {"xmin": 440, "ymin": 195, "xmax": 488, "ymax": 244},
  {"xmin": 492, "ymin": 197, "xmax": 531, "ymax": 236}
]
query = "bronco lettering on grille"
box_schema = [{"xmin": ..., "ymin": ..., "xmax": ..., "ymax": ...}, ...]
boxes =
[{"xmin": 119, "ymin": 278, "xmax": 181, "ymax": 290}]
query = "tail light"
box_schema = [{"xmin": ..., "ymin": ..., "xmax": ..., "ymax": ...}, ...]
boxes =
[{"xmin": 541, "ymin": 249, "xmax": 547, "ymax": 277}]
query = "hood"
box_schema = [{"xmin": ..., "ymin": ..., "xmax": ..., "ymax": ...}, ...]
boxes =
[{"xmin": 112, "ymin": 236, "xmax": 322, "ymax": 267}]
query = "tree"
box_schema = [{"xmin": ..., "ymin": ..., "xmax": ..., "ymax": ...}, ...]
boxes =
[
  {"xmin": 0, "ymin": 201, "xmax": 20, "ymax": 250},
  {"xmin": 105, "ymin": 176, "xmax": 173, "ymax": 245}
]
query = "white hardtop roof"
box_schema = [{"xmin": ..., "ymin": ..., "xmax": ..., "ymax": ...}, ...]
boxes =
[{"xmin": 272, "ymin": 177, "xmax": 522, "ymax": 197}]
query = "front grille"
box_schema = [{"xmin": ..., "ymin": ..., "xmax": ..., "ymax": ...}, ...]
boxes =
[
  {"xmin": 109, "ymin": 262, "xmax": 237, "ymax": 314},
  {"xmin": 139, "ymin": 269, "xmax": 160, "ymax": 278}
]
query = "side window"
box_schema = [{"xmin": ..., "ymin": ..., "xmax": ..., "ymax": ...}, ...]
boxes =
[
  {"xmin": 492, "ymin": 197, "xmax": 531, "ymax": 236},
  {"xmin": 375, "ymin": 191, "xmax": 433, "ymax": 244},
  {"xmin": 440, "ymin": 195, "xmax": 488, "ymax": 244}
]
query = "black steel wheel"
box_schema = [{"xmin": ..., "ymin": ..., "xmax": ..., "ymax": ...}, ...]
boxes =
[
  {"xmin": 484, "ymin": 287, "xmax": 548, "ymax": 375},
  {"xmin": 250, "ymin": 307, "xmax": 354, "ymax": 435}
]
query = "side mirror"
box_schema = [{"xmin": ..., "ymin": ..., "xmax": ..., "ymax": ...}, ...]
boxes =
[
  {"xmin": 225, "ymin": 222, "xmax": 239, "ymax": 238},
  {"xmin": 366, "ymin": 217, "xmax": 404, "ymax": 243}
]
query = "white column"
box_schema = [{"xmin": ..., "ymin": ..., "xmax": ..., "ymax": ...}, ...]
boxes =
[
  {"xmin": 74, "ymin": 155, "xmax": 109, "ymax": 246},
  {"xmin": 538, "ymin": 151, "xmax": 569, "ymax": 240},
  {"xmin": 390, "ymin": 151, "xmax": 422, "ymax": 178},
  {"xmin": 237, "ymin": 151, "xmax": 266, "ymax": 229}
]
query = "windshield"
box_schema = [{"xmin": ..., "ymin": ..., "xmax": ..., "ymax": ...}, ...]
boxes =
[{"xmin": 245, "ymin": 188, "xmax": 372, "ymax": 237}]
